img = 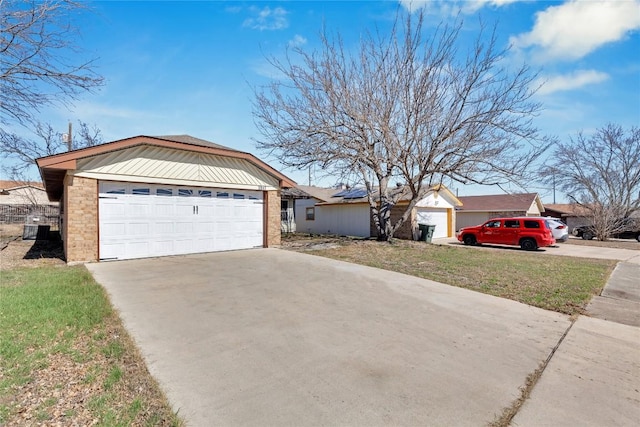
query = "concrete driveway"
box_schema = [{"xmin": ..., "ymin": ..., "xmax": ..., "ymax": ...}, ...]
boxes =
[{"xmin": 86, "ymin": 249, "xmax": 638, "ymax": 426}]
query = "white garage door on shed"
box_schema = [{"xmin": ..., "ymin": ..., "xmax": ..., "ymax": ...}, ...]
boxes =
[
  {"xmin": 416, "ymin": 208, "xmax": 449, "ymax": 239},
  {"xmin": 99, "ymin": 181, "xmax": 263, "ymax": 260}
]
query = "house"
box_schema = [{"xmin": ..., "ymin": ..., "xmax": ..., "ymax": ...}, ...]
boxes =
[
  {"xmin": 36, "ymin": 135, "xmax": 295, "ymax": 263},
  {"xmin": 291, "ymin": 184, "xmax": 462, "ymax": 240},
  {"xmin": 0, "ymin": 180, "xmax": 55, "ymax": 206},
  {"xmin": 280, "ymin": 186, "xmax": 313, "ymax": 233},
  {"xmin": 0, "ymin": 180, "xmax": 59, "ymax": 227},
  {"xmin": 544, "ymin": 203, "xmax": 593, "ymax": 232},
  {"xmin": 456, "ymin": 193, "xmax": 545, "ymax": 230}
]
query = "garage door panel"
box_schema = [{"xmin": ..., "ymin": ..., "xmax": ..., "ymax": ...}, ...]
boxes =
[
  {"xmin": 127, "ymin": 241, "xmax": 151, "ymax": 258},
  {"xmin": 155, "ymin": 221, "xmax": 174, "ymax": 234},
  {"xmin": 129, "ymin": 202, "xmax": 150, "ymax": 216},
  {"xmin": 175, "ymin": 221, "xmax": 194, "ymax": 234},
  {"xmin": 99, "ymin": 182, "xmax": 264, "ymax": 260},
  {"xmin": 155, "ymin": 202, "xmax": 174, "ymax": 216},
  {"xmin": 416, "ymin": 208, "xmax": 449, "ymax": 239},
  {"xmin": 151, "ymin": 240, "xmax": 175, "ymax": 256},
  {"xmin": 129, "ymin": 222, "xmax": 150, "ymax": 236}
]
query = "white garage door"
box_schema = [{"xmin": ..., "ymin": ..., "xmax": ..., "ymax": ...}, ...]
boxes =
[
  {"xmin": 416, "ymin": 208, "xmax": 449, "ymax": 239},
  {"xmin": 99, "ymin": 182, "xmax": 263, "ymax": 260}
]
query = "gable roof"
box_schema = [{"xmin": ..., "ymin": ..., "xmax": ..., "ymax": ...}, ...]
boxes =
[
  {"xmin": 0, "ymin": 180, "xmax": 45, "ymax": 191},
  {"xmin": 152, "ymin": 134, "xmax": 233, "ymax": 150},
  {"xmin": 36, "ymin": 135, "xmax": 296, "ymax": 201},
  {"xmin": 544, "ymin": 203, "xmax": 591, "ymax": 217},
  {"xmin": 457, "ymin": 193, "xmax": 543, "ymax": 212}
]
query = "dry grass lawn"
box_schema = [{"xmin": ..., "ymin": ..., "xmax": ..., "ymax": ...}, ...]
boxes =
[{"xmin": 283, "ymin": 235, "xmax": 616, "ymax": 315}]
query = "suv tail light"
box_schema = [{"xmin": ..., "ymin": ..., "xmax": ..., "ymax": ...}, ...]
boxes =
[{"xmin": 556, "ymin": 225, "xmax": 566, "ymax": 229}]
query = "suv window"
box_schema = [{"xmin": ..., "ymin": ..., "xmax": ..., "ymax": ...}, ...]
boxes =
[
  {"xmin": 504, "ymin": 220, "xmax": 520, "ymax": 228},
  {"xmin": 485, "ymin": 220, "xmax": 501, "ymax": 228},
  {"xmin": 524, "ymin": 220, "xmax": 541, "ymax": 229}
]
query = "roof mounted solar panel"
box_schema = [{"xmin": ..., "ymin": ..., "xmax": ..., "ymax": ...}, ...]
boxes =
[{"xmin": 342, "ymin": 189, "xmax": 368, "ymax": 199}]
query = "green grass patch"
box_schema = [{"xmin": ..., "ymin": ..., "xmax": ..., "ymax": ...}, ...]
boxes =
[
  {"xmin": 0, "ymin": 267, "xmax": 109, "ymax": 388},
  {"xmin": 314, "ymin": 241, "xmax": 615, "ymax": 315},
  {"xmin": 0, "ymin": 265, "xmax": 182, "ymax": 425}
]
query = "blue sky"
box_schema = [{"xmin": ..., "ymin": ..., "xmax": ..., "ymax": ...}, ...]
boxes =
[{"xmin": 16, "ymin": 0, "xmax": 640, "ymax": 202}]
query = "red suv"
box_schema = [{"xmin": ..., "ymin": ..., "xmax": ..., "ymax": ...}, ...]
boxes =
[{"xmin": 456, "ymin": 217, "xmax": 556, "ymax": 251}]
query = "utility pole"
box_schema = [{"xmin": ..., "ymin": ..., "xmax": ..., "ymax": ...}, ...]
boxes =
[{"xmin": 67, "ymin": 122, "xmax": 72, "ymax": 151}]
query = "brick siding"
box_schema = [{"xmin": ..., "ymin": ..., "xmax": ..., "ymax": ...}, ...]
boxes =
[
  {"xmin": 63, "ymin": 175, "xmax": 98, "ymax": 263},
  {"xmin": 265, "ymin": 190, "xmax": 281, "ymax": 247}
]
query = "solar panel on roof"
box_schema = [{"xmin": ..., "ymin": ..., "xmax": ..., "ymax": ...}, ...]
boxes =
[
  {"xmin": 347, "ymin": 189, "xmax": 368, "ymax": 199},
  {"xmin": 333, "ymin": 188, "xmax": 368, "ymax": 199}
]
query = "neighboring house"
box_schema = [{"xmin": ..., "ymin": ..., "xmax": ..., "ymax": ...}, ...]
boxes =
[
  {"xmin": 280, "ymin": 186, "xmax": 313, "ymax": 233},
  {"xmin": 544, "ymin": 204, "xmax": 592, "ymax": 232},
  {"xmin": 0, "ymin": 180, "xmax": 59, "ymax": 226},
  {"xmin": 0, "ymin": 180, "xmax": 55, "ymax": 205},
  {"xmin": 456, "ymin": 193, "xmax": 545, "ymax": 230},
  {"xmin": 291, "ymin": 184, "xmax": 461, "ymax": 240},
  {"xmin": 36, "ymin": 135, "xmax": 295, "ymax": 263}
]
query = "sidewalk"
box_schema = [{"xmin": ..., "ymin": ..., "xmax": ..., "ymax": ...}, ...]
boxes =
[
  {"xmin": 511, "ymin": 316, "xmax": 640, "ymax": 426},
  {"xmin": 587, "ymin": 262, "xmax": 640, "ymax": 327},
  {"xmin": 513, "ymin": 261, "xmax": 640, "ymax": 425},
  {"xmin": 435, "ymin": 237, "xmax": 640, "ymax": 425}
]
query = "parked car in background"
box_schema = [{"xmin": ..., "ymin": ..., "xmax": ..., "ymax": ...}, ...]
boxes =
[
  {"xmin": 456, "ymin": 217, "xmax": 556, "ymax": 251},
  {"xmin": 544, "ymin": 218, "xmax": 569, "ymax": 242},
  {"xmin": 573, "ymin": 222, "xmax": 640, "ymax": 242}
]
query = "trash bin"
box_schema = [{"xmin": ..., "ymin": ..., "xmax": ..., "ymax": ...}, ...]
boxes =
[
  {"xmin": 425, "ymin": 224, "xmax": 436, "ymax": 243},
  {"xmin": 418, "ymin": 224, "xmax": 436, "ymax": 243}
]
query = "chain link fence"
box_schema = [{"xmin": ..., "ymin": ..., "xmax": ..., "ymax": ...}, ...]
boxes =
[{"xmin": 0, "ymin": 204, "xmax": 60, "ymax": 230}]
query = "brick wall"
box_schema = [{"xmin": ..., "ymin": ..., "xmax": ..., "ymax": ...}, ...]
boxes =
[
  {"xmin": 370, "ymin": 203, "xmax": 416, "ymax": 240},
  {"xmin": 265, "ymin": 190, "xmax": 281, "ymax": 247},
  {"xmin": 63, "ymin": 175, "xmax": 98, "ymax": 263}
]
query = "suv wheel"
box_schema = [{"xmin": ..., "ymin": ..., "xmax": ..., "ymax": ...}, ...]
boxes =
[
  {"xmin": 463, "ymin": 234, "xmax": 477, "ymax": 246},
  {"xmin": 636, "ymin": 233, "xmax": 640, "ymax": 243},
  {"xmin": 520, "ymin": 238, "xmax": 537, "ymax": 251},
  {"xmin": 582, "ymin": 231, "xmax": 594, "ymax": 240}
]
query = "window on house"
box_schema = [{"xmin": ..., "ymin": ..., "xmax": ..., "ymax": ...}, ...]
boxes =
[
  {"xmin": 306, "ymin": 207, "xmax": 315, "ymax": 221},
  {"xmin": 132, "ymin": 188, "xmax": 150, "ymax": 195}
]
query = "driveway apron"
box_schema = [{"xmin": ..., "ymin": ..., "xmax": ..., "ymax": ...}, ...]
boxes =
[{"xmin": 87, "ymin": 248, "xmax": 571, "ymax": 426}]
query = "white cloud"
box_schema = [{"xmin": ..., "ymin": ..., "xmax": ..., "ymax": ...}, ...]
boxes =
[
  {"xmin": 511, "ymin": 0, "xmax": 640, "ymax": 62},
  {"xmin": 288, "ymin": 34, "xmax": 307, "ymax": 48},
  {"xmin": 398, "ymin": 0, "xmax": 521, "ymax": 14},
  {"xmin": 243, "ymin": 6, "xmax": 289, "ymax": 31},
  {"xmin": 536, "ymin": 69, "xmax": 609, "ymax": 95}
]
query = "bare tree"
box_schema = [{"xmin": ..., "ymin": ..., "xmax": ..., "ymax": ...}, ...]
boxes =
[
  {"xmin": 1, "ymin": 120, "xmax": 103, "ymax": 177},
  {"xmin": 253, "ymin": 10, "xmax": 549, "ymax": 240},
  {"xmin": 1, "ymin": 0, "xmax": 103, "ymax": 127},
  {"xmin": 542, "ymin": 124, "xmax": 640, "ymax": 240}
]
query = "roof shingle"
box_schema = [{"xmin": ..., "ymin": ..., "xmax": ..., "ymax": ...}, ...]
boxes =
[{"xmin": 457, "ymin": 193, "xmax": 539, "ymax": 211}]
